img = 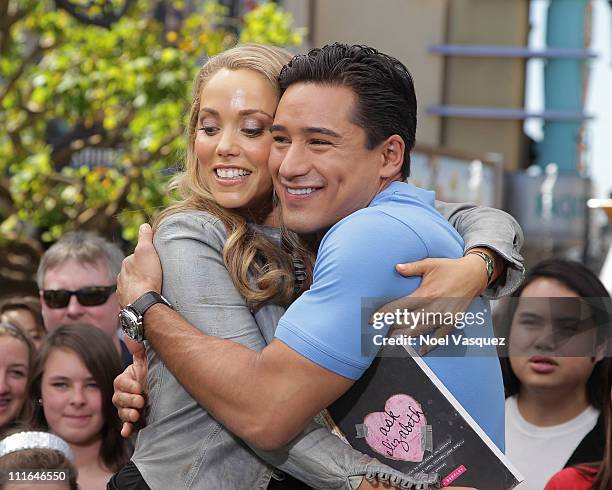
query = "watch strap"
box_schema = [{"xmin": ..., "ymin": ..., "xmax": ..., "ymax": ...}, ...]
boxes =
[
  {"xmin": 129, "ymin": 291, "xmax": 171, "ymax": 318},
  {"xmin": 467, "ymin": 250, "xmax": 495, "ymax": 286}
]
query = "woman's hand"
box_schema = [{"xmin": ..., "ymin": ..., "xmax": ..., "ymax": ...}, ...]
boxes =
[{"xmin": 112, "ymin": 340, "xmax": 149, "ymax": 438}]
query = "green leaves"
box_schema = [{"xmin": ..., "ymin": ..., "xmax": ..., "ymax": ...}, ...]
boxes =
[
  {"xmin": 1, "ymin": 0, "xmax": 302, "ymax": 259},
  {"xmin": 240, "ymin": 2, "xmax": 305, "ymax": 46}
]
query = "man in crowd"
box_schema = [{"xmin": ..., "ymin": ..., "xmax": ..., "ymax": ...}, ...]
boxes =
[{"xmin": 37, "ymin": 231, "xmax": 131, "ymax": 366}]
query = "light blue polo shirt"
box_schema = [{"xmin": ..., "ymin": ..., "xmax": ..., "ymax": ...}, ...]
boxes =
[{"xmin": 275, "ymin": 181, "xmax": 505, "ymax": 451}]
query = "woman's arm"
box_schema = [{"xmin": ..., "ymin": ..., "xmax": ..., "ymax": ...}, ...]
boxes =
[
  {"xmin": 434, "ymin": 201, "xmax": 524, "ymax": 298},
  {"xmin": 128, "ymin": 217, "xmax": 421, "ymax": 490},
  {"xmin": 250, "ymin": 419, "xmax": 439, "ymax": 490}
]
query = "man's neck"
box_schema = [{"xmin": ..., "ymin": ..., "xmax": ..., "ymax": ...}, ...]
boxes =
[
  {"xmin": 377, "ymin": 174, "xmax": 404, "ymax": 194},
  {"xmin": 310, "ymin": 175, "xmax": 404, "ymax": 245}
]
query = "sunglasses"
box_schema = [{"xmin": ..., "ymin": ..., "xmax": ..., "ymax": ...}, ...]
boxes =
[{"xmin": 42, "ymin": 285, "xmax": 116, "ymax": 309}]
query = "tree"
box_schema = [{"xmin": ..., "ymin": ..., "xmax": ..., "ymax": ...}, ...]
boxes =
[{"xmin": 0, "ymin": 0, "xmax": 303, "ymax": 294}]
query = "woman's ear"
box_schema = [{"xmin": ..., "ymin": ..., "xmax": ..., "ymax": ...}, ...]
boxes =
[{"xmin": 379, "ymin": 135, "xmax": 405, "ymax": 179}]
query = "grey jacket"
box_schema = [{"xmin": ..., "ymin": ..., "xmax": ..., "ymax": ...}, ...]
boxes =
[{"xmin": 131, "ymin": 202, "xmax": 524, "ymax": 489}]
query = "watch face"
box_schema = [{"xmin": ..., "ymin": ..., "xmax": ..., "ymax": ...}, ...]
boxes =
[{"xmin": 119, "ymin": 309, "xmax": 143, "ymax": 342}]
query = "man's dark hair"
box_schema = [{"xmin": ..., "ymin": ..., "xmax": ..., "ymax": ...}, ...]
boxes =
[{"xmin": 278, "ymin": 43, "xmax": 417, "ymax": 178}]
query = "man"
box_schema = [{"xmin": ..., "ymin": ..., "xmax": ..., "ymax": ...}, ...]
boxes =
[
  {"xmin": 37, "ymin": 231, "xmax": 132, "ymax": 367},
  {"xmin": 117, "ymin": 43, "xmax": 514, "ymax": 484}
]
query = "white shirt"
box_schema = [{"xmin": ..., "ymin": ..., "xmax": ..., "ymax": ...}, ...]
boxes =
[{"xmin": 505, "ymin": 395, "xmax": 599, "ymax": 490}]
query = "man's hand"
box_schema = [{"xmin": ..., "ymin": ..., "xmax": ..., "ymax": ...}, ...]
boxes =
[
  {"xmin": 117, "ymin": 223, "xmax": 162, "ymax": 308},
  {"xmin": 112, "ymin": 341, "xmax": 149, "ymax": 438},
  {"xmin": 375, "ymin": 252, "xmax": 498, "ymax": 355}
]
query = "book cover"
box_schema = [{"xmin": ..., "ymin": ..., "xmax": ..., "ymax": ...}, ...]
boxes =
[{"xmin": 325, "ymin": 344, "xmax": 523, "ymax": 489}]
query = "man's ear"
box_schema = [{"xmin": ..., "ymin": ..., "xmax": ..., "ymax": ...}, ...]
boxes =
[{"xmin": 379, "ymin": 134, "xmax": 405, "ymax": 179}]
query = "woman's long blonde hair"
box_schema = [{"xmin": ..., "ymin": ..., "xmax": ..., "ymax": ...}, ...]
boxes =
[{"xmin": 155, "ymin": 44, "xmax": 314, "ymax": 309}]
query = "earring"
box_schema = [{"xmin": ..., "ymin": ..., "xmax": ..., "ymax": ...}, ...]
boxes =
[{"xmin": 38, "ymin": 398, "xmax": 43, "ymax": 405}]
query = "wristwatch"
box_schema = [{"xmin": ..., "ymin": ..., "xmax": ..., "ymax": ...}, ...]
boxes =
[
  {"xmin": 119, "ymin": 291, "xmax": 172, "ymax": 342},
  {"xmin": 467, "ymin": 250, "xmax": 495, "ymax": 287}
]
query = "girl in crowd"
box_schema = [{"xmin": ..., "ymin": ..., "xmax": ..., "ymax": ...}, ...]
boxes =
[
  {"xmin": 0, "ymin": 296, "xmax": 46, "ymax": 349},
  {"xmin": 112, "ymin": 43, "xmax": 522, "ymax": 489},
  {"xmin": 0, "ymin": 323, "xmax": 34, "ymax": 437},
  {"xmin": 26, "ymin": 324, "xmax": 130, "ymax": 489},
  {"xmin": 500, "ymin": 259, "xmax": 611, "ymax": 490}
]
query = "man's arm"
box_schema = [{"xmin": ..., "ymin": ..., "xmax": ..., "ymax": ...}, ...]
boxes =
[
  {"xmin": 119, "ymin": 213, "xmax": 426, "ymax": 450},
  {"xmin": 123, "ymin": 218, "xmax": 352, "ymax": 450},
  {"xmin": 434, "ymin": 201, "xmax": 524, "ymax": 298},
  {"xmin": 140, "ymin": 304, "xmax": 352, "ymax": 450},
  {"xmin": 113, "ymin": 344, "xmax": 444, "ymax": 490}
]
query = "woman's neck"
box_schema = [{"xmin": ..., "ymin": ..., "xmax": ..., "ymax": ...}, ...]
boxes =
[
  {"xmin": 70, "ymin": 436, "xmax": 104, "ymax": 471},
  {"xmin": 517, "ymin": 386, "xmax": 590, "ymax": 427}
]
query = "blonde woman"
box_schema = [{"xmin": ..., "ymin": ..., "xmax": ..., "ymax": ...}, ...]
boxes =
[{"xmin": 112, "ymin": 44, "xmax": 522, "ymax": 489}]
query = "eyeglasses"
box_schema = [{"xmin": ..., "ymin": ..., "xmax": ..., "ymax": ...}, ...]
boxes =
[{"xmin": 42, "ymin": 285, "xmax": 116, "ymax": 309}]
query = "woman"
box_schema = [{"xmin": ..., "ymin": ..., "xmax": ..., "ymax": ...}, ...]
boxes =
[
  {"xmin": 113, "ymin": 43, "xmax": 522, "ymax": 489},
  {"xmin": 0, "ymin": 323, "xmax": 34, "ymax": 437},
  {"xmin": 499, "ymin": 259, "xmax": 611, "ymax": 490},
  {"xmin": 0, "ymin": 296, "xmax": 46, "ymax": 349},
  {"xmin": 26, "ymin": 324, "xmax": 130, "ymax": 489}
]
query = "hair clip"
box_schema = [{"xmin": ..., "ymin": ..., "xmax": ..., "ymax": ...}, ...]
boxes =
[
  {"xmin": 0, "ymin": 323, "xmax": 32, "ymax": 346},
  {"xmin": 0, "ymin": 431, "xmax": 73, "ymax": 461}
]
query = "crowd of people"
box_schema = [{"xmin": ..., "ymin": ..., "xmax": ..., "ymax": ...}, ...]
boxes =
[{"xmin": 0, "ymin": 42, "xmax": 610, "ymax": 490}]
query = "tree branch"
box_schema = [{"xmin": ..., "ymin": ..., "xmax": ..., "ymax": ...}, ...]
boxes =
[
  {"xmin": 0, "ymin": 2, "xmax": 34, "ymax": 55},
  {"xmin": 53, "ymin": 0, "xmax": 134, "ymax": 29},
  {"xmin": 50, "ymin": 112, "xmax": 135, "ymax": 169},
  {"xmin": 105, "ymin": 125, "xmax": 183, "ymax": 218},
  {"xmin": 0, "ymin": 234, "xmax": 44, "ymax": 289},
  {"xmin": 0, "ymin": 176, "xmax": 16, "ymax": 216},
  {"xmin": 74, "ymin": 125, "xmax": 183, "ymax": 230},
  {"xmin": 0, "ymin": 42, "xmax": 48, "ymax": 105}
]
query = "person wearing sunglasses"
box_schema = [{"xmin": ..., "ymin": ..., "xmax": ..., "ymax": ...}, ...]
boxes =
[{"xmin": 36, "ymin": 231, "xmax": 132, "ymax": 368}]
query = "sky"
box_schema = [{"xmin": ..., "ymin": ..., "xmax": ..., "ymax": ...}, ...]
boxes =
[{"xmin": 525, "ymin": 0, "xmax": 612, "ymax": 199}]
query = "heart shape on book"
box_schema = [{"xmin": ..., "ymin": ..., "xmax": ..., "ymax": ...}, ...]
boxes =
[{"xmin": 363, "ymin": 393, "xmax": 427, "ymax": 462}]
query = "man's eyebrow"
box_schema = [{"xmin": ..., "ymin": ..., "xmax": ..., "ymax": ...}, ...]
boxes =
[
  {"xmin": 303, "ymin": 127, "xmax": 341, "ymax": 138},
  {"xmin": 198, "ymin": 108, "xmax": 273, "ymax": 119},
  {"xmin": 269, "ymin": 125, "xmax": 341, "ymax": 138}
]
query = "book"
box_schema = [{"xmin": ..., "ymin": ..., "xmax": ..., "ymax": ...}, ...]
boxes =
[{"xmin": 324, "ymin": 344, "xmax": 523, "ymax": 489}]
